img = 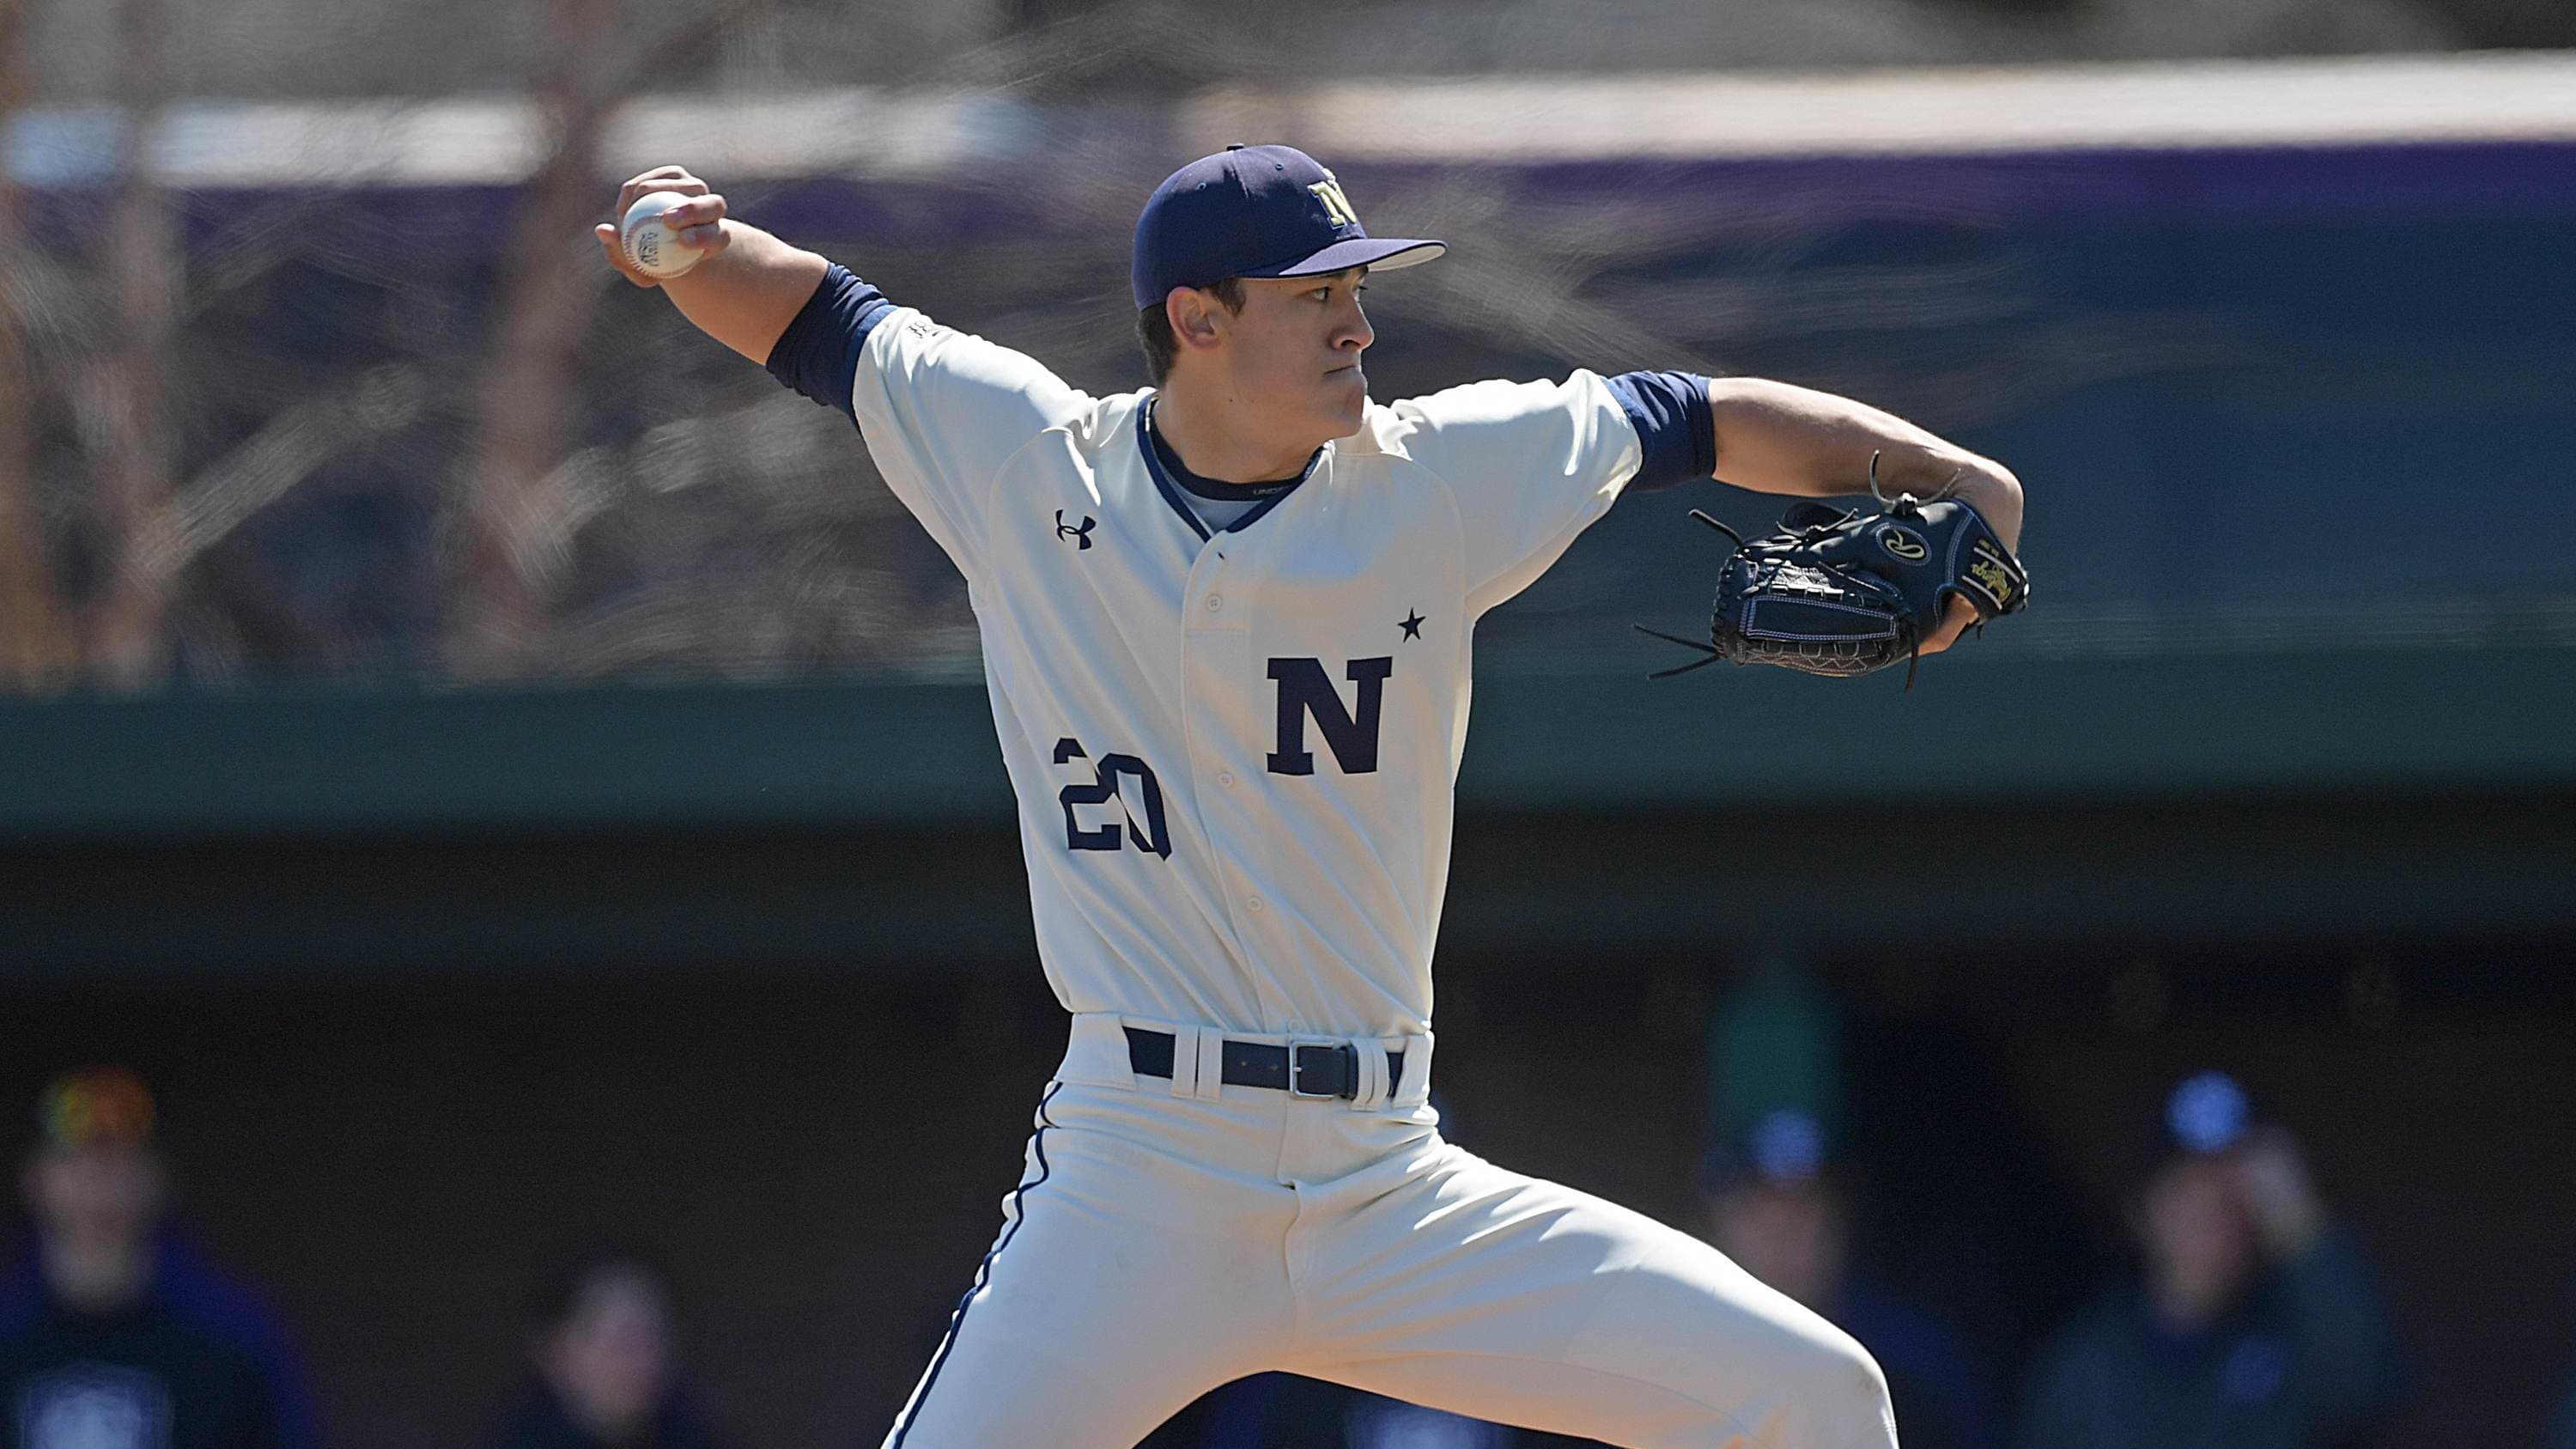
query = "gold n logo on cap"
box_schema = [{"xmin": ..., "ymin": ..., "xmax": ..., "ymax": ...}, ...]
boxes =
[{"xmin": 1309, "ymin": 170, "xmax": 1360, "ymax": 228}]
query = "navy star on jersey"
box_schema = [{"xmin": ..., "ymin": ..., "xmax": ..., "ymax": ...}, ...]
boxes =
[{"xmin": 1399, "ymin": 610, "xmax": 1425, "ymax": 640}]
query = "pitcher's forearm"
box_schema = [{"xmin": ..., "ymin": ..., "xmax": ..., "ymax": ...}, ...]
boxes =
[
  {"xmin": 1706, "ymin": 376, "xmax": 2022, "ymax": 548},
  {"xmin": 659, "ymin": 221, "xmax": 832, "ymax": 365}
]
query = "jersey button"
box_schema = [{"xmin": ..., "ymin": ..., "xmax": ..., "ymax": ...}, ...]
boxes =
[
  {"xmin": 1247, "ymin": 895, "xmax": 1266, "ymax": 913},
  {"xmin": 1216, "ymin": 770, "xmax": 1235, "ymax": 788},
  {"xmin": 1205, "ymin": 593, "xmax": 1223, "ymax": 612}
]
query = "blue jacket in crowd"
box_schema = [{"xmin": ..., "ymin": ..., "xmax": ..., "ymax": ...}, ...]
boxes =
[
  {"xmin": 0, "ymin": 1231, "xmax": 324, "ymax": 1449},
  {"xmin": 2013, "ymin": 1230, "xmax": 2408, "ymax": 1449}
]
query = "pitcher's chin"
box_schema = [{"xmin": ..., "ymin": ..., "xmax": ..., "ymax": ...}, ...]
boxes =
[{"xmin": 1324, "ymin": 369, "xmax": 1369, "ymax": 434}]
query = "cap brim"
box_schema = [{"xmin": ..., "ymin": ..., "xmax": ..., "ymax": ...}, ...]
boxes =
[{"xmin": 1248, "ymin": 236, "xmax": 1446, "ymax": 280}]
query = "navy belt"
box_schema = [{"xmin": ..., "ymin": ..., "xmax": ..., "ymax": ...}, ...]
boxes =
[{"xmin": 1124, "ymin": 1026, "xmax": 1405, "ymax": 1101}]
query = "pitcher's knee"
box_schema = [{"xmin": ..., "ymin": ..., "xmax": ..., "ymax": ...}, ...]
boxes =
[
  {"xmin": 1665, "ymin": 1324, "xmax": 1892, "ymax": 1449},
  {"xmin": 1800, "ymin": 1326, "xmax": 1896, "ymax": 1446},
  {"xmin": 1716, "ymin": 1311, "xmax": 1893, "ymax": 1447}
]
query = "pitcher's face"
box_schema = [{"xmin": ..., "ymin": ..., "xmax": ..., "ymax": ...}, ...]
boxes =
[{"xmin": 1225, "ymin": 268, "xmax": 1376, "ymax": 441}]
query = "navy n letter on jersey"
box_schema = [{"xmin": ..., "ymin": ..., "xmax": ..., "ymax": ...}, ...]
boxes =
[{"xmin": 1267, "ymin": 657, "xmax": 1393, "ymax": 776}]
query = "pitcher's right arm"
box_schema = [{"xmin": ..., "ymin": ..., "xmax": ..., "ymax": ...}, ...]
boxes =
[
  {"xmin": 595, "ymin": 166, "xmax": 1093, "ymax": 587},
  {"xmin": 594, "ymin": 167, "xmax": 829, "ymax": 362}
]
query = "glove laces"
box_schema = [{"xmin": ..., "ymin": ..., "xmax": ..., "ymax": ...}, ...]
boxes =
[{"xmin": 1631, "ymin": 509, "xmax": 1742, "ymax": 679}]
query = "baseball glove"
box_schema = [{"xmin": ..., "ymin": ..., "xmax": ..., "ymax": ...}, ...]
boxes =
[{"xmin": 1637, "ymin": 454, "xmax": 2029, "ymax": 688}]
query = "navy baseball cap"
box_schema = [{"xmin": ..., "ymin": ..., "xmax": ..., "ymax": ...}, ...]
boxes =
[
  {"xmin": 2129, "ymin": 1068, "xmax": 2263, "ymax": 1181},
  {"xmin": 2162, "ymin": 1069, "xmax": 2260, "ymax": 1156},
  {"xmin": 1696, "ymin": 1106, "xmax": 1834, "ymax": 1197},
  {"xmin": 1131, "ymin": 143, "xmax": 1445, "ymax": 314}
]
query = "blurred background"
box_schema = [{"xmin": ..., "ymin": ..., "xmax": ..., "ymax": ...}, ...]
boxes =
[{"xmin": 2, "ymin": 0, "xmax": 2573, "ymax": 1446}]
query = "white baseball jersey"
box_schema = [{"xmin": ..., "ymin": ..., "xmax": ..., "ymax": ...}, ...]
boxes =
[{"xmin": 850, "ymin": 307, "xmax": 1643, "ymax": 1042}]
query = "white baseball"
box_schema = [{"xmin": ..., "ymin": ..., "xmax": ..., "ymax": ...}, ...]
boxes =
[{"xmin": 620, "ymin": 190, "xmax": 705, "ymax": 280}]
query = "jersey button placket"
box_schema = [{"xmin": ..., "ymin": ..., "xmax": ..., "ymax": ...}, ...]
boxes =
[{"xmin": 1180, "ymin": 545, "xmax": 1291, "ymax": 1022}]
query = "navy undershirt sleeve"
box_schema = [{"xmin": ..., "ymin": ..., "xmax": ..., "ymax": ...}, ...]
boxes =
[
  {"xmin": 763, "ymin": 263, "xmax": 895, "ymax": 423},
  {"xmin": 1605, "ymin": 369, "xmax": 1716, "ymax": 493}
]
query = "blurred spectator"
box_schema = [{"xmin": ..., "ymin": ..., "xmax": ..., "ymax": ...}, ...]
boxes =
[
  {"xmin": 1146, "ymin": 1372, "xmax": 1525, "ymax": 1448},
  {"xmin": 2549, "ymin": 1278, "xmax": 2576, "ymax": 1449},
  {"xmin": 1339, "ymin": 1389, "xmax": 1521, "ymax": 1448},
  {"xmin": 0, "ymin": 1067, "xmax": 325, "ymax": 1449},
  {"xmin": 490, "ymin": 1249, "xmax": 717, "ymax": 1449},
  {"xmin": 2014, "ymin": 1070, "xmax": 2408, "ymax": 1449},
  {"xmin": 1702, "ymin": 1107, "xmax": 2000, "ymax": 1449}
]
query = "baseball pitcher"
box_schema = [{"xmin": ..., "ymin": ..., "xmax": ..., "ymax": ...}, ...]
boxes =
[{"xmin": 595, "ymin": 143, "xmax": 2026, "ymax": 1448}]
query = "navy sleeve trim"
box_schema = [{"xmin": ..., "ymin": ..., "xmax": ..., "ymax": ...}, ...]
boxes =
[
  {"xmin": 1605, "ymin": 369, "xmax": 1716, "ymax": 493},
  {"xmin": 764, "ymin": 263, "xmax": 895, "ymax": 423}
]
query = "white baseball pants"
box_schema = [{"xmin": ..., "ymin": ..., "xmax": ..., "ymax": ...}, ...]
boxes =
[{"xmin": 879, "ymin": 1014, "xmax": 1897, "ymax": 1449}]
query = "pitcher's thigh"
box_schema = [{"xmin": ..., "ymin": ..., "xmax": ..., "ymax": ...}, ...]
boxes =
[
  {"xmin": 879, "ymin": 1093, "xmax": 1288, "ymax": 1449},
  {"xmin": 1306, "ymin": 1151, "xmax": 1895, "ymax": 1449},
  {"xmin": 880, "ymin": 1287, "xmax": 1212, "ymax": 1449}
]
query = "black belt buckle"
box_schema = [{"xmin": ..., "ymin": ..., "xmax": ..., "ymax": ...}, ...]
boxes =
[{"xmin": 1290, "ymin": 1039, "xmax": 1352, "ymax": 1099}]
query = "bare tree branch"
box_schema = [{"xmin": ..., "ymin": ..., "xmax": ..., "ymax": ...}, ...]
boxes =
[
  {"xmin": 0, "ymin": 0, "xmax": 70, "ymax": 687},
  {"xmin": 444, "ymin": 0, "xmax": 620, "ymax": 678},
  {"xmin": 129, "ymin": 365, "xmax": 425, "ymax": 586},
  {"xmin": 86, "ymin": 0, "xmax": 181, "ymax": 688},
  {"xmin": 445, "ymin": 0, "xmax": 775, "ymax": 679}
]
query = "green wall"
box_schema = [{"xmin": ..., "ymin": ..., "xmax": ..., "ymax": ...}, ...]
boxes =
[
  {"xmin": 7, "ymin": 645, "xmax": 2571, "ymax": 841},
  {"xmin": 5, "ymin": 646, "xmax": 2570, "ymax": 977}
]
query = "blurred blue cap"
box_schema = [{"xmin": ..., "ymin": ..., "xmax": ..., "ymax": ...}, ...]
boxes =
[
  {"xmin": 1698, "ymin": 1106, "xmax": 1833, "ymax": 1196},
  {"xmin": 1131, "ymin": 144, "xmax": 1445, "ymax": 314},
  {"xmin": 2163, "ymin": 1069, "xmax": 2257, "ymax": 1156}
]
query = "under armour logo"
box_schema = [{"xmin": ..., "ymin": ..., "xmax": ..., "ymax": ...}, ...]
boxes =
[{"xmin": 1055, "ymin": 510, "xmax": 1096, "ymax": 550}]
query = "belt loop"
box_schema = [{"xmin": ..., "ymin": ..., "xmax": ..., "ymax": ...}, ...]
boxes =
[
  {"xmin": 1067, "ymin": 1014, "xmax": 1144, "ymax": 1092},
  {"xmin": 1192, "ymin": 1027, "xmax": 1226, "ymax": 1101},
  {"xmin": 1162, "ymin": 1024, "xmax": 1202, "ymax": 1098},
  {"xmin": 1397, "ymin": 1032, "xmax": 1433, "ymax": 1107},
  {"xmin": 1346, "ymin": 1039, "xmax": 1392, "ymax": 1111}
]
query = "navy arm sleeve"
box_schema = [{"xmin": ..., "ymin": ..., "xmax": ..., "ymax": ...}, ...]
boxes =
[
  {"xmin": 1604, "ymin": 369, "xmax": 1715, "ymax": 494},
  {"xmin": 763, "ymin": 263, "xmax": 896, "ymax": 423}
]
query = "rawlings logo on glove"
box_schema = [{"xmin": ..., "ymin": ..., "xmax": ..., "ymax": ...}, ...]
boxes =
[{"xmin": 1637, "ymin": 455, "xmax": 2029, "ymax": 688}]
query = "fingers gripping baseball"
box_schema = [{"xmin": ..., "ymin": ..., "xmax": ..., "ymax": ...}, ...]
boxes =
[{"xmin": 595, "ymin": 167, "xmax": 731, "ymax": 287}]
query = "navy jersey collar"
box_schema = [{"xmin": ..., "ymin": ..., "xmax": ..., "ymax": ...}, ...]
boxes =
[{"xmin": 1138, "ymin": 396, "xmax": 1313, "ymax": 540}]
